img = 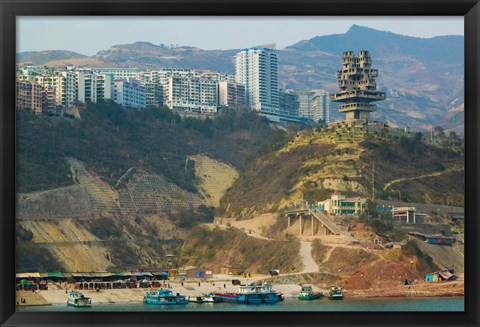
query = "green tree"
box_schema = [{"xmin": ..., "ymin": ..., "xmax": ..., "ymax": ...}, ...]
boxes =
[{"xmin": 414, "ymin": 132, "xmax": 423, "ymax": 142}]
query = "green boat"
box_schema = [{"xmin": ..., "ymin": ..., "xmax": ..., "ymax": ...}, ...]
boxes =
[
  {"xmin": 328, "ymin": 285, "xmax": 343, "ymax": 300},
  {"xmin": 298, "ymin": 285, "xmax": 323, "ymax": 301}
]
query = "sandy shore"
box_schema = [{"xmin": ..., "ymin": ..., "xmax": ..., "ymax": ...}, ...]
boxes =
[{"xmin": 16, "ymin": 278, "xmax": 463, "ymax": 306}]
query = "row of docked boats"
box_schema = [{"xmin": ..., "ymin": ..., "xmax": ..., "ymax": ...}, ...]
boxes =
[
  {"xmin": 144, "ymin": 283, "xmax": 284, "ymax": 305},
  {"xmin": 298, "ymin": 285, "xmax": 344, "ymax": 301},
  {"xmin": 214, "ymin": 283, "xmax": 284, "ymax": 304},
  {"xmin": 67, "ymin": 284, "xmax": 343, "ymax": 308}
]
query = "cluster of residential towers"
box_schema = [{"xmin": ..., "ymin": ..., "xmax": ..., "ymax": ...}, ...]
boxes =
[{"xmin": 16, "ymin": 46, "xmax": 331, "ymax": 123}]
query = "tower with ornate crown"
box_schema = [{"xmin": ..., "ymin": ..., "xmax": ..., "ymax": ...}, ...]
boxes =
[{"xmin": 330, "ymin": 50, "xmax": 386, "ymax": 122}]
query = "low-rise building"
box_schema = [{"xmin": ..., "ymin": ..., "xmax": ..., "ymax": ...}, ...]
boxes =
[
  {"xmin": 391, "ymin": 207, "xmax": 427, "ymax": 224},
  {"xmin": 179, "ymin": 266, "xmax": 214, "ymax": 279},
  {"xmin": 319, "ymin": 191, "xmax": 366, "ymax": 216}
]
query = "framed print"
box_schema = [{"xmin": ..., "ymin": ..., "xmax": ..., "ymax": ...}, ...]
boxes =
[{"xmin": 1, "ymin": 0, "xmax": 479, "ymax": 326}]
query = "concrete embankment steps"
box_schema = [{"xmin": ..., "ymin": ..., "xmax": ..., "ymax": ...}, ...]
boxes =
[{"xmin": 16, "ymin": 291, "xmax": 50, "ymax": 306}]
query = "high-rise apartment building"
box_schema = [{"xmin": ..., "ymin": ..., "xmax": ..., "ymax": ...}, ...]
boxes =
[
  {"xmin": 298, "ymin": 90, "xmax": 331, "ymax": 123},
  {"xmin": 331, "ymin": 50, "xmax": 386, "ymax": 121},
  {"xmin": 31, "ymin": 73, "xmax": 65, "ymax": 107},
  {"xmin": 61, "ymin": 71, "xmax": 79, "ymax": 107},
  {"xmin": 92, "ymin": 68, "xmax": 139, "ymax": 80},
  {"xmin": 218, "ymin": 80, "xmax": 246, "ymax": 109},
  {"xmin": 278, "ymin": 89, "xmax": 300, "ymax": 118},
  {"xmin": 235, "ymin": 47, "xmax": 279, "ymax": 114},
  {"xmin": 164, "ymin": 72, "xmax": 218, "ymax": 113},
  {"xmin": 78, "ymin": 72, "xmax": 92, "ymax": 103},
  {"xmin": 138, "ymin": 71, "xmax": 163, "ymax": 107},
  {"xmin": 16, "ymin": 81, "xmax": 56, "ymax": 114},
  {"xmin": 91, "ymin": 73, "xmax": 113, "ymax": 103},
  {"xmin": 112, "ymin": 78, "xmax": 146, "ymax": 109}
]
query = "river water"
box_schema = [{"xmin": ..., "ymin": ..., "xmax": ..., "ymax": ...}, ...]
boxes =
[{"xmin": 17, "ymin": 297, "xmax": 463, "ymax": 312}]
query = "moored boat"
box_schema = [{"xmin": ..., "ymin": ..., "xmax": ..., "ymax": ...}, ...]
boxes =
[
  {"xmin": 298, "ymin": 285, "xmax": 323, "ymax": 301},
  {"xmin": 237, "ymin": 285, "xmax": 263, "ymax": 304},
  {"xmin": 214, "ymin": 292, "xmax": 239, "ymax": 303},
  {"xmin": 328, "ymin": 285, "xmax": 343, "ymax": 300},
  {"xmin": 216, "ymin": 284, "xmax": 281, "ymax": 304},
  {"xmin": 67, "ymin": 291, "xmax": 92, "ymax": 307},
  {"xmin": 188, "ymin": 296, "xmax": 204, "ymax": 303},
  {"xmin": 201, "ymin": 293, "xmax": 220, "ymax": 303},
  {"xmin": 258, "ymin": 284, "xmax": 281, "ymax": 303},
  {"xmin": 143, "ymin": 289, "xmax": 189, "ymax": 305}
]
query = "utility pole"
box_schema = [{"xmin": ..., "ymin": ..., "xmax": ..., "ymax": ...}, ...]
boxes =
[{"xmin": 372, "ymin": 160, "xmax": 375, "ymax": 200}]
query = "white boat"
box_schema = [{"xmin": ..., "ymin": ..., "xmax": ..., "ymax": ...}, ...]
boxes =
[
  {"xmin": 67, "ymin": 291, "xmax": 92, "ymax": 307},
  {"xmin": 201, "ymin": 293, "xmax": 220, "ymax": 303}
]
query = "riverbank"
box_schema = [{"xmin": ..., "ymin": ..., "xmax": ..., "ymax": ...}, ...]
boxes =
[{"xmin": 17, "ymin": 279, "xmax": 463, "ymax": 306}]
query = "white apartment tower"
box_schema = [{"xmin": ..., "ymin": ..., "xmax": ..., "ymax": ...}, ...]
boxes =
[
  {"xmin": 299, "ymin": 89, "xmax": 331, "ymax": 123},
  {"xmin": 61, "ymin": 71, "xmax": 79, "ymax": 107},
  {"xmin": 91, "ymin": 73, "xmax": 113, "ymax": 103},
  {"xmin": 112, "ymin": 78, "xmax": 146, "ymax": 109},
  {"xmin": 164, "ymin": 73, "xmax": 218, "ymax": 113},
  {"xmin": 235, "ymin": 47, "xmax": 279, "ymax": 114}
]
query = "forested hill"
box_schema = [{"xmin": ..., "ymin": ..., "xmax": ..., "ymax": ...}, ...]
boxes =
[
  {"xmin": 16, "ymin": 102, "xmax": 283, "ymax": 194},
  {"xmin": 218, "ymin": 124, "xmax": 464, "ymax": 219}
]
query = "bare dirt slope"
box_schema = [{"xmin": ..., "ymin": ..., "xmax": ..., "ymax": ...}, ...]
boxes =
[
  {"xmin": 189, "ymin": 155, "xmax": 239, "ymax": 207},
  {"xmin": 226, "ymin": 213, "xmax": 278, "ymax": 235},
  {"xmin": 19, "ymin": 219, "xmax": 112, "ymax": 272}
]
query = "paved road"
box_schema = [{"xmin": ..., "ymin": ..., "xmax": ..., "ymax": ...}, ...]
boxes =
[
  {"xmin": 409, "ymin": 236, "xmax": 464, "ymax": 273},
  {"xmin": 299, "ymin": 241, "xmax": 319, "ymax": 274}
]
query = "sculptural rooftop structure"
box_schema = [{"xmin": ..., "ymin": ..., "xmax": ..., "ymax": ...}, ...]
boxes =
[{"xmin": 330, "ymin": 50, "xmax": 386, "ymax": 122}]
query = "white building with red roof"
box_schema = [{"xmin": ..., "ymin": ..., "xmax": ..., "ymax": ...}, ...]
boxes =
[{"xmin": 319, "ymin": 191, "xmax": 366, "ymax": 216}]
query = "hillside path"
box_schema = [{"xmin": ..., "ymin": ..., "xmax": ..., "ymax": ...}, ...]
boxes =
[
  {"xmin": 383, "ymin": 166, "xmax": 463, "ymax": 191},
  {"xmin": 322, "ymin": 247, "xmax": 335, "ymax": 263},
  {"xmin": 243, "ymin": 229, "xmax": 271, "ymax": 240},
  {"xmin": 299, "ymin": 241, "xmax": 319, "ymax": 274}
]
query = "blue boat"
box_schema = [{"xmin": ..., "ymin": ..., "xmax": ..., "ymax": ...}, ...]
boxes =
[
  {"xmin": 258, "ymin": 284, "xmax": 281, "ymax": 303},
  {"xmin": 217, "ymin": 284, "xmax": 281, "ymax": 304},
  {"xmin": 143, "ymin": 289, "xmax": 188, "ymax": 305},
  {"xmin": 237, "ymin": 285, "xmax": 263, "ymax": 304}
]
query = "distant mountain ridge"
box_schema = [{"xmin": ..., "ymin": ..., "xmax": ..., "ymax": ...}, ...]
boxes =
[
  {"xmin": 16, "ymin": 50, "xmax": 87, "ymax": 65},
  {"xmin": 16, "ymin": 25, "xmax": 464, "ymax": 132}
]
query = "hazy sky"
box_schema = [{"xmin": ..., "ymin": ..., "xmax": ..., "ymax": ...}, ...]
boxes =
[{"xmin": 17, "ymin": 16, "xmax": 463, "ymax": 56}]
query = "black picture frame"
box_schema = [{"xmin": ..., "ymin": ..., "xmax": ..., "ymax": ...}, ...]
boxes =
[{"xmin": 1, "ymin": 1, "xmax": 479, "ymax": 326}]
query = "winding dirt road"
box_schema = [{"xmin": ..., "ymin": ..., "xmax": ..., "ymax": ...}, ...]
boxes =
[{"xmin": 383, "ymin": 166, "xmax": 463, "ymax": 191}]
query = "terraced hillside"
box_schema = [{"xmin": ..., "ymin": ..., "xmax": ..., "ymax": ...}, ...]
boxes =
[
  {"xmin": 116, "ymin": 167, "xmax": 205, "ymax": 215},
  {"xmin": 188, "ymin": 155, "xmax": 239, "ymax": 207},
  {"xmin": 219, "ymin": 124, "xmax": 464, "ymax": 219},
  {"xmin": 17, "ymin": 157, "xmax": 206, "ymax": 219},
  {"xmin": 18, "ymin": 219, "xmax": 112, "ymax": 272}
]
